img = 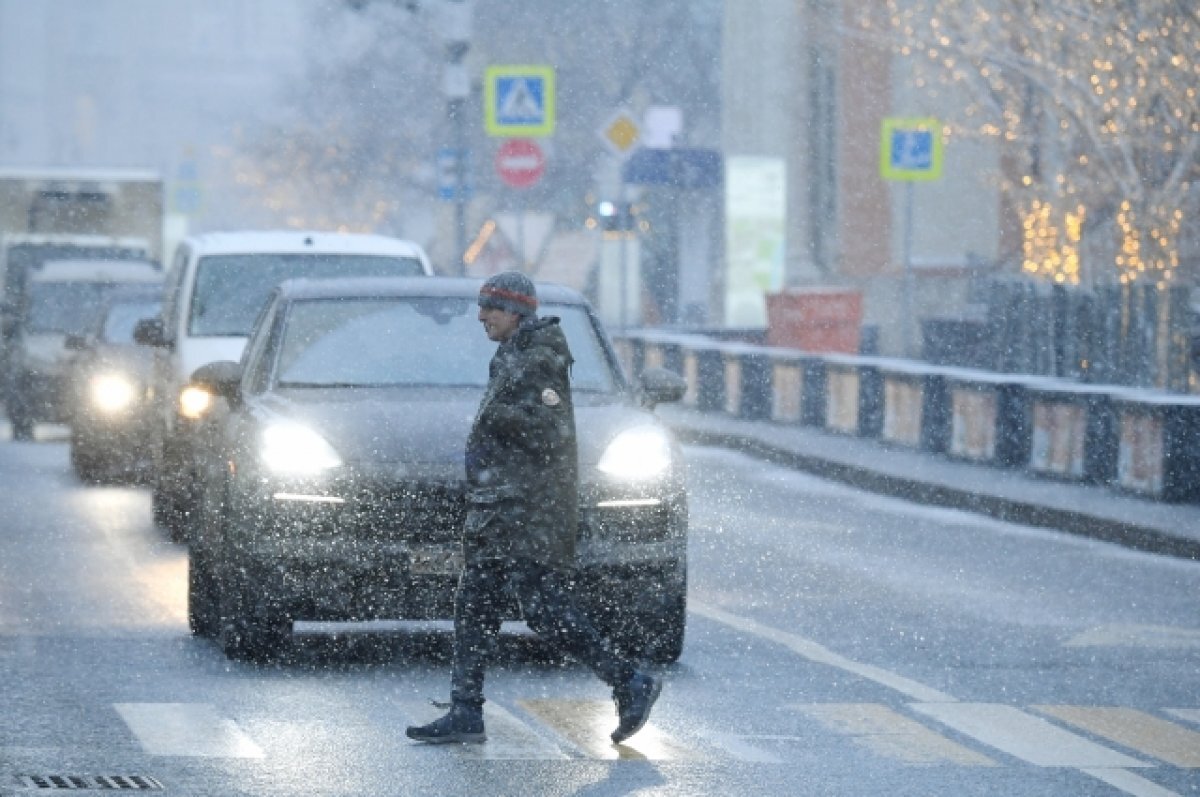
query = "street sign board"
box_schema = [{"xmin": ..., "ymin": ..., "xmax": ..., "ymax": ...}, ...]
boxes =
[
  {"xmin": 598, "ymin": 109, "xmax": 640, "ymax": 158},
  {"xmin": 880, "ymin": 117, "xmax": 942, "ymax": 181},
  {"xmin": 436, "ymin": 147, "xmax": 472, "ymax": 201},
  {"xmin": 485, "ymin": 65, "xmax": 555, "ymax": 137},
  {"xmin": 622, "ymin": 148, "xmax": 722, "ymax": 189},
  {"xmin": 495, "ymin": 138, "xmax": 545, "ymax": 189}
]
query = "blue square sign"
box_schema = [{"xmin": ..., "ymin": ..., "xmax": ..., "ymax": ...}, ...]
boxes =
[
  {"xmin": 880, "ymin": 117, "xmax": 942, "ymax": 181},
  {"xmin": 891, "ymin": 130, "xmax": 933, "ymax": 171},
  {"xmin": 485, "ymin": 65, "xmax": 555, "ymax": 137}
]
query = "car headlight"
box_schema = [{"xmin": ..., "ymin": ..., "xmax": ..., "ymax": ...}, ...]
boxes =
[
  {"xmin": 89, "ymin": 373, "xmax": 136, "ymax": 413},
  {"xmin": 178, "ymin": 386, "xmax": 214, "ymax": 420},
  {"xmin": 260, "ymin": 422, "xmax": 343, "ymax": 475},
  {"xmin": 597, "ymin": 426, "xmax": 673, "ymax": 480}
]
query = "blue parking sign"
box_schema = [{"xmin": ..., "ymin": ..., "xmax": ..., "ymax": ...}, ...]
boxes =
[
  {"xmin": 880, "ymin": 117, "xmax": 942, "ymax": 181},
  {"xmin": 891, "ymin": 130, "xmax": 933, "ymax": 170}
]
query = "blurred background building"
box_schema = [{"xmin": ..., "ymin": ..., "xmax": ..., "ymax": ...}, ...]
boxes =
[{"xmin": 2, "ymin": 0, "xmax": 1196, "ymax": 384}]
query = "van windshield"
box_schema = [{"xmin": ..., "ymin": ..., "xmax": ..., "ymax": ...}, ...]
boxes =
[{"xmin": 188, "ymin": 253, "xmax": 426, "ymax": 337}]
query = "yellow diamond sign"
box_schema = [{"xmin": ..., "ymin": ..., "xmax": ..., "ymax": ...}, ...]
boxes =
[{"xmin": 599, "ymin": 110, "xmax": 640, "ymax": 158}]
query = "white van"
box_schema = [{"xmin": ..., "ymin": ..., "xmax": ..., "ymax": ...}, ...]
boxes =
[{"xmin": 134, "ymin": 230, "xmax": 433, "ymax": 538}]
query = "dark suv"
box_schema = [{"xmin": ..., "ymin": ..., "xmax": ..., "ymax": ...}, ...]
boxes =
[{"xmin": 187, "ymin": 277, "xmax": 689, "ymax": 664}]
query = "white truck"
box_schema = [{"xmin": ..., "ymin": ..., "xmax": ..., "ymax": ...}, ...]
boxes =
[
  {"xmin": 0, "ymin": 168, "xmax": 163, "ymax": 259},
  {"xmin": 1, "ymin": 168, "xmax": 165, "ymax": 438}
]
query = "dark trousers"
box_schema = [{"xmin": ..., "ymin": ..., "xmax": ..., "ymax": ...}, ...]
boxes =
[{"xmin": 450, "ymin": 556, "xmax": 634, "ymax": 707}]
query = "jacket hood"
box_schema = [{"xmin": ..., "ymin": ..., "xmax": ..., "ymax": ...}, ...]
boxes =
[{"xmin": 512, "ymin": 316, "xmax": 573, "ymax": 365}]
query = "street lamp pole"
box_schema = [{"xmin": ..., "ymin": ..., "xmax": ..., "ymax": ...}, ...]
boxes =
[
  {"xmin": 442, "ymin": 0, "xmax": 471, "ymax": 275},
  {"xmin": 448, "ymin": 95, "xmax": 467, "ymax": 274}
]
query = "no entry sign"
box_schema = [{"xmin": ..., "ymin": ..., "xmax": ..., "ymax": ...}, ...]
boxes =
[{"xmin": 494, "ymin": 138, "xmax": 545, "ymax": 189}]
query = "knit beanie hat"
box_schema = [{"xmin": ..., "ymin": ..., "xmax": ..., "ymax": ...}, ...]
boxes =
[{"xmin": 478, "ymin": 271, "xmax": 538, "ymax": 316}]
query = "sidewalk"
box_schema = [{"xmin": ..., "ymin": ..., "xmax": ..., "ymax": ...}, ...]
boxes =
[{"xmin": 658, "ymin": 404, "xmax": 1200, "ymax": 561}]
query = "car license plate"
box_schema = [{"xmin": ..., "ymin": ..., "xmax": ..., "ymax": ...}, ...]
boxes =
[{"xmin": 409, "ymin": 546, "xmax": 463, "ymax": 576}]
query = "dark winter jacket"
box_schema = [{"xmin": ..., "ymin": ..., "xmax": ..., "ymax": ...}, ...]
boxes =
[{"xmin": 463, "ymin": 316, "xmax": 578, "ymax": 568}]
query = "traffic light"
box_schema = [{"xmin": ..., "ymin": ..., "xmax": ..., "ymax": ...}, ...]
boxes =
[{"xmin": 597, "ymin": 200, "xmax": 634, "ymax": 232}]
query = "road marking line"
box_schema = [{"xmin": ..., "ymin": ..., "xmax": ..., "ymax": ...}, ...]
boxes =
[
  {"xmin": 457, "ymin": 703, "xmax": 570, "ymax": 760},
  {"xmin": 400, "ymin": 698, "xmax": 568, "ymax": 760},
  {"xmin": 1065, "ymin": 624, "xmax": 1200, "ymax": 649},
  {"xmin": 518, "ymin": 699, "xmax": 692, "ymax": 760},
  {"xmin": 798, "ymin": 703, "xmax": 995, "ymax": 766},
  {"xmin": 114, "ymin": 703, "xmax": 263, "ymax": 758},
  {"xmin": 692, "ymin": 602, "xmax": 1177, "ymax": 795},
  {"xmin": 695, "ymin": 732, "xmax": 784, "ymax": 763},
  {"xmin": 1164, "ymin": 708, "xmax": 1200, "ymax": 726},
  {"xmin": 910, "ymin": 703, "xmax": 1146, "ymax": 768},
  {"xmin": 691, "ymin": 601, "xmax": 956, "ymax": 703},
  {"xmin": 1034, "ymin": 706, "xmax": 1200, "ymax": 767},
  {"xmin": 1080, "ymin": 768, "xmax": 1183, "ymax": 797}
]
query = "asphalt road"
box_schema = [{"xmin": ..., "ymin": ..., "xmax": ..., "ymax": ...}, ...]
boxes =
[{"xmin": 1, "ymin": 429, "xmax": 1198, "ymax": 796}]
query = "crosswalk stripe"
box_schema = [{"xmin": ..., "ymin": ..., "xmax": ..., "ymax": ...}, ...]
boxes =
[
  {"xmin": 458, "ymin": 703, "xmax": 571, "ymax": 760},
  {"xmin": 114, "ymin": 703, "xmax": 264, "ymax": 758},
  {"xmin": 695, "ymin": 732, "xmax": 785, "ymax": 763},
  {"xmin": 109, "ymin": 694, "xmax": 1200, "ymax": 778},
  {"xmin": 1079, "ymin": 767, "xmax": 1184, "ymax": 797},
  {"xmin": 911, "ymin": 703, "xmax": 1147, "ymax": 768},
  {"xmin": 1034, "ymin": 706, "xmax": 1200, "ymax": 768},
  {"xmin": 1165, "ymin": 708, "xmax": 1200, "ymax": 727},
  {"xmin": 798, "ymin": 703, "xmax": 996, "ymax": 766},
  {"xmin": 1064, "ymin": 625, "xmax": 1200, "ymax": 650},
  {"xmin": 692, "ymin": 601, "xmax": 956, "ymax": 703},
  {"xmin": 397, "ymin": 698, "xmax": 568, "ymax": 760},
  {"xmin": 518, "ymin": 699, "xmax": 693, "ymax": 761}
]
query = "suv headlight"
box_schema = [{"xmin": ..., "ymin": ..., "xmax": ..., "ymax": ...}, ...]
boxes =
[
  {"xmin": 260, "ymin": 422, "xmax": 343, "ymax": 475},
  {"xmin": 597, "ymin": 426, "xmax": 673, "ymax": 480},
  {"xmin": 178, "ymin": 386, "xmax": 214, "ymax": 420},
  {"xmin": 90, "ymin": 373, "xmax": 136, "ymax": 413}
]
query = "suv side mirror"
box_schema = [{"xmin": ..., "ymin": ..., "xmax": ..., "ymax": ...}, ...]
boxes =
[
  {"xmin": 638, "ymin": 367, "xmax": 687, "ymax": 408},
  {"xmin": 189, "ymin": 360, "xmax": 243, "ymax": 404},
  {"xmin": 133, "ymin": 318, "xmax": 168, "ymax": 348}
]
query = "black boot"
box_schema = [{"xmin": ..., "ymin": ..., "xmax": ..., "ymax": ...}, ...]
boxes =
[
  {"xmin": 405, "ymin": 702, "xmax": 486, "ymax": 744},
  {"xmin": 611, "ymin": 671, "xmax": 661, "ymax": 744}
]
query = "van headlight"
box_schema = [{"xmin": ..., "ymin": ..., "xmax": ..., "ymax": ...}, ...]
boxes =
[
  {"xmin": 597, "ymin": 426, "xmax": 673, "ymax": 480},
  {"xmin": 89, "ymin": 373, "xmax": 137, "ymax": 413},
  {"xmin": 260, "ymin": 422, "xmax": 343, "ymax": 475}
]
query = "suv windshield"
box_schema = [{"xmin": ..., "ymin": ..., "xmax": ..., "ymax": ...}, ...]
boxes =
[
  {"xmin": 188, "ymin": 253, "xmax": 425, "ymax": 337},
  {"xmin": 273, "ymin": 297, "xmax": 618, "ymax": 393}
]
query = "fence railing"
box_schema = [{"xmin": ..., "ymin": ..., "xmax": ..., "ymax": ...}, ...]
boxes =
[{"xmin": 925, "ymin": 279, "xmax": 1195, "ymax": 393}]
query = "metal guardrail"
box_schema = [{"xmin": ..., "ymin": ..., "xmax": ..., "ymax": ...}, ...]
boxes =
[{"xmin": 616, "ymin": 330, "xmax": 1200, "ymax": 504}]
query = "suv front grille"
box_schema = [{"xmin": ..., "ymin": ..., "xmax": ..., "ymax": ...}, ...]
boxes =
[{"xmin": 350, "ymin": 482, "xmax": 465, "ymax": 543}]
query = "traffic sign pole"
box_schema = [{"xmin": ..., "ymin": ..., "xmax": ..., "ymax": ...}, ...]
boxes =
[{"xmin": 880, "ymin": 117, "xmax": 942, "ymax": 356}]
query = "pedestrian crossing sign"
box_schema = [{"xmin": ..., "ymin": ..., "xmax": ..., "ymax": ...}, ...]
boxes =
[{"xmin": 485, "ymin": 65, "xmax": 555, "ymax": 137}]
